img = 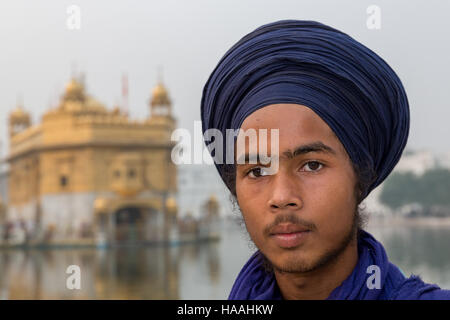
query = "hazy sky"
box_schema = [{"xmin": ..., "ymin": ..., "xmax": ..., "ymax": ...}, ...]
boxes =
[{"xmin": 1, "ymin": 0, "xmax": 449, "ymax": 157}]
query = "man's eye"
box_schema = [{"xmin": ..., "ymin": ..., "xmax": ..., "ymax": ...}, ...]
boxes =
[
  {"xmin": 302, "ymin": 161, "xmax": 323, "ymax": 172},
  {"xmin": 247, "ymin": 167, "xmax": 271, "ymax": 178}
]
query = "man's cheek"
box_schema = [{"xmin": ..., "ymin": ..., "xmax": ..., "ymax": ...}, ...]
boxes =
[
  {"xmin": 242, "ymin": 209, "xmax": 260, "ymax": 236},
  {"xmin": 246, "ymin": 214, "xmax": 266, "ymax": 244},
  {"xmin": 311, "ymin": 203, "xmax": 345, "ymax": 236},
  {"xmin": 319, "ymin": 206, "xmax": 352, "ymax": 240}
]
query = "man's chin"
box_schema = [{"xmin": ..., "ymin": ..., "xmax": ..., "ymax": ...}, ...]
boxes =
[
  {"xmin": 263, "ymin": 240, "xmax": 352, "ymax": 274},
  {"xmin": 263, "ymin": 249, "xmax": 318, "ymax": 274}
]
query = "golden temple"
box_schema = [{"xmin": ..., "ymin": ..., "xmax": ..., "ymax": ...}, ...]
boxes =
[{"xmin": 3, "ymin": 76, "xmax": 179, "ymax": 246}]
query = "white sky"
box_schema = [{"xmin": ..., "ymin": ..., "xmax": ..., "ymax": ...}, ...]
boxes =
[{"xmin": 0, "ymin": 0, "xmax": 449, "ymax": 157}]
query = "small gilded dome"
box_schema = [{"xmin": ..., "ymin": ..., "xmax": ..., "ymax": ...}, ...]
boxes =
[
  {"xmin": 63, "ymin": 78, "xmax": 85, "ymax": 102},
  {"xmin": 10, "ymin": 106, "xmax": 29, "ymax": 120},
  {"xmin": 208, "ymin": 194, "xmax": 218, "ymax": 204},
  {"xmin": 9, "ymin": 104, "xmax": 31, "ymax": 136},
  {"xmin": 151, "ymin": 82, "xmax": 171, "ymax": 106},
  {"xmin": 94, "ymin": 197, "xmax": 108, "ymax": 212},
  {"xmin": 204, "ymin": 194, "xmax": 220, "ymax": 218},
  {"xmin": 166, "ymin": 196, "xmax": 178, "ymax": 213}
]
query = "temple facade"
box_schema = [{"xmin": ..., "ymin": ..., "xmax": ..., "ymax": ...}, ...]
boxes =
[{"xmin": 3, "ymin": 77, "xmax": 179, "ymax": 246}]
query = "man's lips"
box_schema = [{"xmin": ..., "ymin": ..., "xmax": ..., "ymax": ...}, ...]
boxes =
[
  {"xmin": 269, "ymin": 223, "xmax": 311, "ymax": 235},
  {"xmin": 269, "ymin": 223, "xmax": 311, "ymax": 248}
]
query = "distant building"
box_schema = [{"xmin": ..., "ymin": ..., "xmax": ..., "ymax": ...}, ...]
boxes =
[
  {"xmin": 393, "ymin": 149, "xmax": 436, "ymax": 175},
  {"xmin": 363, "ymin": 149, "xmax": 450, "ymax": 217},
  {"xmin": 435, "ymin": 151, "xmax": 450, "ymax": 171},
  {"xmin": 3, "ymin": 76, "xmax": 179, "ymax": 246}
]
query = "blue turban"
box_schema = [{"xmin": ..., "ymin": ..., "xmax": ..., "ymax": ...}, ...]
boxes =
[{"xmin": 200, "ymin": 20, "xmax": 410, "ymax": 200}]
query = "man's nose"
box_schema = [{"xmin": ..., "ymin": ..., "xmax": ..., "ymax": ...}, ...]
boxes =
[{"xmin": 267, "ymin": 172, "xmax": 303, "ymax": 211}]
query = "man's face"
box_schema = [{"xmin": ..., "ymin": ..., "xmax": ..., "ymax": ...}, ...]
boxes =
[{"xmin": 235, "ymin": 104, "xmax": 358, "ymax": 273}]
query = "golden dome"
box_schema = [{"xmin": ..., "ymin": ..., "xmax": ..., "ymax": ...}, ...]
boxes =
[
  {"xmin": 94, "ymin": 197, "xmax": 108, "ymax": 212},
  {"xmin": 208, "ymin": 194, "xmax": 218, "ymax": 204},
  {"xmin": 9, "ymin": 105, "xmax": 31, "ymax": 136},
  {"xmin": 66, "ymin": 77, "xmax": 83, "ymax": 92},
  {"xmin": 10, "ymin": 106, "xmax": 29, "ymax": 120},
  {"xmin": 203, "ymin": 194, "xmax": 219, "ymax": 218},
  {"xmin": 151, "ymin": 82, "xmax": 171, "ymax": 106},
  {"xmin": 166, "ymin": 196, "xmax": 178, "ymax": 213},
  {"xmin": 63, "ymin": 78, "xmax": 85, "ymax": 102}
]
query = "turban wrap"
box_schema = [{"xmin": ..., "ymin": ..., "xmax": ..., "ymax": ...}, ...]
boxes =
[{"xmin": 200, "ymin": 20, "xmax": 410, "ymax": 200}]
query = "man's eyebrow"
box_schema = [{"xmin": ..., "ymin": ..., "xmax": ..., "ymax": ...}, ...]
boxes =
[
  {"xmin": 236, "ymin": 153, "xmax": 264, "ymax": 165},
  {"xmin": 236, "ymin": 141, "xmax": 336, "ymax": 165},
  {"xmin": 282, "ymin": 141, "xmax": 337, "ymax": 159}
]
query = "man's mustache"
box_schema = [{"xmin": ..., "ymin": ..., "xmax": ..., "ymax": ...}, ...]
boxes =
[{"xmin": 264, "ymin": 213, "xmax": 316, "ymax": 236}]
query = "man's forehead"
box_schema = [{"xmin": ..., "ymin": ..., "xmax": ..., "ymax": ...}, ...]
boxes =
[
  {"xmin": 234, "ymin": 126, "xmax": 341, "ymax": 151},
  {"xmin": 240, "ymin": 106, "xmax": 336, "ymax": 141},
  {"xmin": 234, "ymin": 137, "xmax": 342, "ymax": 165},
  {"xmin": 240, "ymin": 104, "xmax": 325, "ymax": 127},
  {"xmin": 235, "ymin": 104, "xmax": 346, "ymax": 162}
]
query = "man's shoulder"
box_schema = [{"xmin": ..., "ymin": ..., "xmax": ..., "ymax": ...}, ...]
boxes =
[{"xmin": 384, "ymin": 262, "xmax": 450, "ymax": 300}]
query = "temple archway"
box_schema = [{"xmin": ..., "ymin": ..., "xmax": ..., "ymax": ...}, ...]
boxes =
[
  {"xmin": 114, "ymin": 206, "xmax": 143, "ymax": 243},
  {"xmin": 94, "ymin": 197, "xmax": 168, "ymax": 246}
]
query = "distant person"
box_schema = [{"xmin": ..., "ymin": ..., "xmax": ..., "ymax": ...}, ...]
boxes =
[{"xmin": 200, "ymin": 20, "xmax": 450, "ymax": 299}]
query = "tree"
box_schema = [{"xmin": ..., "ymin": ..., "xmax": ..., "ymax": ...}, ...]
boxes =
[{"xmin": 379, "ymin": 168, "xmax": 450, "ymax": 214}]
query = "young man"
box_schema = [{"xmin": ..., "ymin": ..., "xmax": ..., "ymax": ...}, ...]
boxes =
[{"xmin": 200, "ymin": 20, "xmax": 450, "ymax": 299}]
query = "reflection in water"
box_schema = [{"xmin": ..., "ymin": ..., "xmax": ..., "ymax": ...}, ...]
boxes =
[
  {"xmin": 367, "ymin": 223, "xmax": 450, "ymax": 290},
  {"xmin": 0, "ymin": 220, "xmax": 448, "ymax": 299},
  {"xmin": 0, "ymin": 247, "xmax": 181, "ymax": 299}
]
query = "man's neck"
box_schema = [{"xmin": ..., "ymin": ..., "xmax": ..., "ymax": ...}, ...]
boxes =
[{"xmin": 273, "ymin": 237, "xmax": 359, "ymax": 300}]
